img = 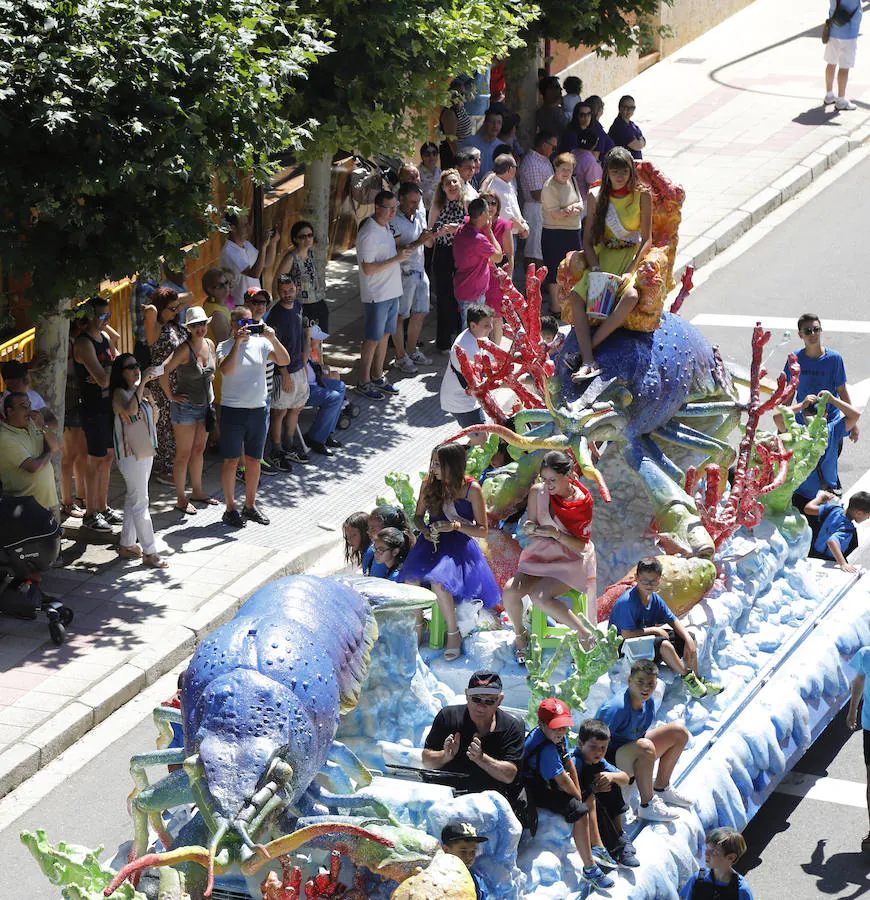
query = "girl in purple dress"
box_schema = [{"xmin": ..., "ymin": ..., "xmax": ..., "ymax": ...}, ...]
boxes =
[{"xmin": 402, "ymin": 442, "xmax": 501, "ymax": 660}]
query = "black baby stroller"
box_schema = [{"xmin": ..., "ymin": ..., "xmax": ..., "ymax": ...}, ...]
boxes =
[{"xmin": 0, "ymin": 495, "xmax": 73, "ymax": 644}]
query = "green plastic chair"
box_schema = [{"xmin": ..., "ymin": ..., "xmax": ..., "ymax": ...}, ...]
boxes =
[{"xmin": 529, "ymin": 590, "xmax": 587, "ymax": 648}]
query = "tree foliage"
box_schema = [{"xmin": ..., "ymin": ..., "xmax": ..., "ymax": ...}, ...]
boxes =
[
  {"xmin": 0, "ymin": 0, "xmax": 330, "ymax": 309},
  {"xmin": 284, "ymin": 0, "xmax": 540, "ymax": 159}
]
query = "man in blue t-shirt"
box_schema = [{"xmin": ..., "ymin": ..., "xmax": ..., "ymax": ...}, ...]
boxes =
[
  {"xmin": 805, "ymin": 490, "xmax": 870, "ymax": 572},
  {"xmin": 596, "ymin": 658, "xmax": 693, "ymax": 823},
  {"xmin": 847, "ymin": 643, "xmax": 870, "ymax": 853},
  {"xmin": 780, "ymin": 313, "xmax": 858, "ymax": 440},
  {"xmin": 609, "ymin": 557, "xmax": 722, "ymax": 699}
]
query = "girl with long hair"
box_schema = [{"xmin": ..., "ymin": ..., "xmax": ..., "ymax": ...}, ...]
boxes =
[
  {"xmin": 428, "ymin": 169, "xmax": 467, "ymax": 351},
  {"xmin": 502, "ymin": 450, "xmax": 597, "ymax": 664},
  {"xmin": 402, "ymin": 442, "xmax": 500, "ymax": 660},
  {"xmin": 109, "ymin": 355, "xmax": 166, "ymax": 568},
  {"xmin": 371, "ymin": 527, "xmax": 413, "ymax": 582},
  {"xmin": 343, "ymin": 511, "xmax": 371, "ymax": 569},
  {"xmin": 569, "ymin": 148, "xmax": 652, "ymax": 381}
]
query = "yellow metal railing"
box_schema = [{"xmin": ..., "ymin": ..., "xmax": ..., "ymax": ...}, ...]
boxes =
[{"xmin": 0, "ymin": 327, "xmax": 36, "ymax": 392}]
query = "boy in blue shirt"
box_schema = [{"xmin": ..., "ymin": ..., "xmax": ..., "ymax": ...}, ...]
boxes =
[
  {"xmin": 847, "ymin": 643, "xmax": 870, "ymax": 852},
  {"xmin": 805, "ymin": 490, "xmax": 870, "ymax": 573},
  {"xmin": 523, "ymin": 698, "xmax": 615, "ymax": 890},
  {"xmin": 573, "ymin": 718, "xmax": 639, "ymax": 867},
  {"xmin": 609, "ymin": 557, "xmax": 722, "ymax": 699},
  {"xmin": 679, "ymin": 827, "xmax": 755, "ymax": 899},
  {"xmin": 596, "ymin": 658, "xmax": 693, "ymax": 822},
  {"xmin": 440, "ymin": 821, "xmax": 491, "ymax": 900}
]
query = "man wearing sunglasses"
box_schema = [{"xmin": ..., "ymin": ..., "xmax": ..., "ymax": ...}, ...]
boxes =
[
  {"xmin": 422, "ymin": 670, "xmax": 525, "ymax": 811},
  {"xmin": 780, "ymin": 312, "xmax": 858, "ymax": 441}
]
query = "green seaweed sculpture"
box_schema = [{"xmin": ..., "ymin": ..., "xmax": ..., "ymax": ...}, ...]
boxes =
[
  {"xmin": 20, "ymin": 829, "xmax": 147, "ymax": 900},
  {"xmin": 524, "ymin": 620, "xmax": 623, "ymax": 728},
  {"xmin": 376, "ymin": 472, "xmax": 421, "ymax": 521}
]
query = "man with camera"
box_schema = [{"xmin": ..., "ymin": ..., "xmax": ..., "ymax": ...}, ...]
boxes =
[
  {"xmin": 219, "ymin": 213, "xmax": 280, "ymax": 302},
  {"xmin": 217, "ymin": 305, "xmax": 290, "ymax": 528}
]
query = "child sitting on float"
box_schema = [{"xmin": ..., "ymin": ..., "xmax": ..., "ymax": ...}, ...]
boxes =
[
  {"xmin": 370, "ymin": 527, "xmax": 414, "ymax": 582},
  {"xmin": 569, "ymin": 147, "xmax": 652, "ymax": 382},
  {"xmin": 401, "ymin": 442, "xmax": 501, "ymax": 661},
  {"xmin": 501, "ymin": 449, "xmax": 598, "ymax": 664},
  {"xmin": 343, "ymin": 511, "xmax": 371, "ymax": 571}
]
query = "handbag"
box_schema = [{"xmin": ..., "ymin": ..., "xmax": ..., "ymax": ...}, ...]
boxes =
[
  {"xmin": 822, "ymin": 18, "xmax": 832, "ymax": 42},
  {"xmin": 822, "ymin": 0, "xmax": 856, "ymax": 42}
]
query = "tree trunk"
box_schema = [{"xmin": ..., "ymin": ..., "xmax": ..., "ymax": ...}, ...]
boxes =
[
  {"xmin": 507, "ymin": 41, "xmax": 542, "ymax": 151},
  {"xmin": 302, "ymin": 153, "xmax": 332, "ymax": 293},
  {"xmin": 28, "ymin": 303, "xmax": 69, "ymax": 494}
]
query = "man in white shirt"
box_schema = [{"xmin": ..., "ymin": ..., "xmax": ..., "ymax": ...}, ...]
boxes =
[
  {"xmin": 219, "ymin": 213, "xmax": 280, "ymax": 302},
  {"xmin": 456, "ymin": 150, "xmax": 480, "ymax": 203},
  {"xmin": 518, "ymin": 132, "xmax": 557, "ymax": 266},
  {"xmin": 392, "ymin": 183, "xmax": 437, "ymax": 374},
  {"xmin": 217, "ymin": 306, "xmax": 290, "ymax": 528},
  {"xmin": 440, "ymin": 303, "xmax": 494, "ymax": 445},
  {"xmin": 487, "ymin": 155, "xmax": 529, "ymax": 239},
  {"xmin": 355, "ymin": 190, "xmax": 412, "ymax": 401}
]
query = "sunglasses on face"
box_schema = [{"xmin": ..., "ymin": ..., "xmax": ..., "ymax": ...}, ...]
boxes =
[
  {"xmin": 249, "ymin": 299, "xmax": 268, "ymax": 306},
  {"xmin": 802, "ymin": 326, "xmax": 822, "ymax": 335},
  {"xmin": 485, "ymin": 199, "xmax": 498, "ymax": 207},
  {"xmin": 296, "ymin": 232, "xmax": 314, "ymax": 239},
  {"xmin": 235, "ymin": 318, "xmax": 255, "ymax": 327},
  {"xmin": 469, "ymin": 695, "xmax": 498, "ymax": 706}
]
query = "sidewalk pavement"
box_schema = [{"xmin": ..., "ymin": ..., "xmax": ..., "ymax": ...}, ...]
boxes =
[{"xmin": 2, "ymin": 0, "xmax": 869, "ymax": 799}]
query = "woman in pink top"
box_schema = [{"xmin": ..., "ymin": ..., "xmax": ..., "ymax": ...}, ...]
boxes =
[
  {"xmin": 573, "ymin": 131, "xmax": 602, "ymax": 204},
  {"xmin": 479, "ymin": 190, "xmax": 513, "ymax": 345},
  {"xmin": 452, "ymin": 196, "xmax": 503, "ymax": 329}
]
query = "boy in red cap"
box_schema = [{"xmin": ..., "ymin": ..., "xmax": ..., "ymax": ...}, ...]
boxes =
[{"xmin": 522, "ymin": 698, "xmax": 615, "ymax": 891}]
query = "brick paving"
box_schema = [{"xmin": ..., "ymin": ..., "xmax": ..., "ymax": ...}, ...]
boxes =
[{"xmin": 2, "ymin": 0, "xmax": 870, "ymax": 796}]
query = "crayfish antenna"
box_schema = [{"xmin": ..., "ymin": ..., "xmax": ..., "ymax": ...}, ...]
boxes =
[{"xmin": 204, "ymin": 820, "xmax": 229, "ymax": 898}]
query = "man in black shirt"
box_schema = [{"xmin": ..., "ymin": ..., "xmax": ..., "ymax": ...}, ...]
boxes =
[{"xmin": 422, "ymin": 670, "xmax": 525, "ymax": 808}]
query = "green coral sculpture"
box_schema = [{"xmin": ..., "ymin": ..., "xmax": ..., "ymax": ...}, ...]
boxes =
[
  {"xmin": 524, "ymin": 618, "xmax": 623, "ymax": 728},
  {"xmin": 377, "ymin": 472, "xmax": 421, "ymax": 521},
  {"xmin": 464, "ymin": 433, "xmax": 500, "ymax": 481},
  {"xmin": 20, "ymin": 829, "xmax": 147, "ymax": 900}
]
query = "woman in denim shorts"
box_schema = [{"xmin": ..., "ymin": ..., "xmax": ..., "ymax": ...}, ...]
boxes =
[{"xmin": 160, "ymin": 307, "xmax": 217, "ymax": 514}]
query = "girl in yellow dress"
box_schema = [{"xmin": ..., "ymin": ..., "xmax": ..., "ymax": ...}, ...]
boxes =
[{"xmin": 570, "ymin": 147, "xmax": 652, "ymax": 382}]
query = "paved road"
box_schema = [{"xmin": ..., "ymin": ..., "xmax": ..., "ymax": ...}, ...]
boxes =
[{"xmin": 2, "ymin": 145, "xmax": 869, "ymax": 900}]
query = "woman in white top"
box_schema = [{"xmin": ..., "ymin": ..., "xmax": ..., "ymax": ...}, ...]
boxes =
[
  {"xmin": 110, "ymin": 355, "xmax": 166, "ymax": 568},
  {"xmin": 540, "ymin": 153, "xmax": 583, "ymax": 315}
]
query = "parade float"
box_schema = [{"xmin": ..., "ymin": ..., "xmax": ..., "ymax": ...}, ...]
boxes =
[{"xmin": 22, "ymin": 164, "xmax": 869, "ymax": 899}]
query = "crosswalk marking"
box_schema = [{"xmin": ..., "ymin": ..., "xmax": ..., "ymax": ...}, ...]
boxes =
[
  {"xmin": 774, "ymin": 771, "xmax": 868, "ymax": 809},
  {"xmin": 690, "ymin": 314, "xmax": 870, "ymax": 334}
]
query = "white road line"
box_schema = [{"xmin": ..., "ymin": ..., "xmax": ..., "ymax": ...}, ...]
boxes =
[
  {"xmin": 690, "ymin": 314, "xmax": 870, "ymax": 333},
  {"xmin": 774, "ymin": 771, "xmax": 868, "ymax": 809}
]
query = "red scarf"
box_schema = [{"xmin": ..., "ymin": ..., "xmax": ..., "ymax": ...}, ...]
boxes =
[
  {"xmin": 550, "ymin": 480, "xmax": 593, "ymax": 541},
  {"xmin": 609, "ymin": 184, "xmax": 633, "ymax": 198}
]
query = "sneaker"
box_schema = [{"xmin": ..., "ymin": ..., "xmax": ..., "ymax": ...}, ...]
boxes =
[
  {"xmin": 259, "ymin": 458, "xmax": 279, "ymax": 477},
  {"xmin": 836, "ymin": 98, "xmax": 857, "ymax": 110},
  {"xmin": 152, "ymin": 472, "xmax": 175, "ymax": 487},
  {"xmin": 591, "ymin": 846, "xmax": 619, "ymax": 870},
  {"xmin": 682, "ymin": 671, "xmax": 708, "ymax": 699},
  {"xmin": 637, "ymin": 794, "xmax": 680, "ymax": 822},
  {"xmin": 283, "ymin": 448, "xmax": 309, "ymax": 465},
  {"xmin": 372, "ymin": 376, "xmax": 399, "ymax": 395},
  {"xmin": 614, "ymin": 844, "xmax": 640, "ymax": 868},
  {"xmin": 236, "ymin": 465, "xmax": 246, "ymax": 484},
  {"xmin": 264, "ymin": 454, "xmax": 292, "ymax": 472},
  {"xmin": 83, "ymin": 512, "xmax": 112, "ymax": 532},
  {"xmin": 354, "ymin": 381, "xmax": 386, "ymax": 401},
  {"xmin": 325, "ymin": 435, "xmax": 343, "ymax": 449},
  {"xmin": 102, "ymin": 506, "xmax": 124, "ymax": 525},
  {"xmin": 824, "ymin": 91, "xmax": 836, "ymax": 105},
  {"xmin": 655, "ymin": 784, "xmax": 694, "ymax": 809},
  {"xmin": 409, "ymin": 348, "xmax": 433, "ymax": 365},
  {"xmin": 242, "ymin": 505, "xmax": 270, "ymax": 525},
  {"xmin": 222, "ymin": 508, "xmax": 246, "ymax": 528},
  {"xmin": 580, "ymin": 864, "xmax": 614, "ymax": 890},
  {"xmin": 699, "ymin": 675, "xmax": 724, "ymax": 695},
  {"xmin": 394, "ymin": 355, "xmax": 418, "ymax": 374},
  {"xmin": 307, "ymin": 440, "xmax": 335, "ymax": 457}
]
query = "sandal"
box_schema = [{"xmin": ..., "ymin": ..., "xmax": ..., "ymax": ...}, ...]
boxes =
[
  {"xmin": 61, "ymin": 502, "xmax": 85, "ymax": 519},
  {"xmin": 118, "ymin": 545, "xmax": 143, "ymax": 559},
  {"xmin": 190, "ymin": 495, "xmax": 219, "ymax": 506},
  {"xmin": 571, "ymin": 363, "xmax": 601, "ymax": 384},
  {"xmin": 143, "ymin": 553, "xmax": 168, "ymax": 569},
  {"xmin": 443, "ymin": 629, "xmax": 463, "ymax": 661},
  {"xmin": 174, "ymin": 502, "xmax": 197, "ymax": 515},
  {"xmin": 514, "ymin": 629, "xmax": 530, "ymax": 666}
]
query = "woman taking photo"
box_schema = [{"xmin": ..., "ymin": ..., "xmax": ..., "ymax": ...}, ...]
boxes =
[
  {"xmin": 428, "ymin": 169, "xmax": 467, "ymax": 352},
  {"xmin": 502, "ymin": 450, "xmax": 597, "ymax": 664},
  {"xmin": 109, "ymin": 355, "xmax": 166, "ymax": 568},
  {"xmin": 402, "ymin": 442, "xmax": 500, "ymax": 661},
  {"xmin": 273, "ymin": 220, "xmax": 328, "ymax": 358},
  {"xmin": 569, "ymin": 147, "xmax": 652, "ymax": 381},
  {"xmin": 478, "ymin": 190, "xmax": 513, "ymax": 345},
  {"xmin": 144, "ymin": 287, "xmax": 187, "ymax": 483},
  {"xmin": 158, "ymin": 307, "xmax": 217, "ymax": 514},
  {"xmin": 541, "ymin": 153, "xmax": 583, "ymax": 316}
]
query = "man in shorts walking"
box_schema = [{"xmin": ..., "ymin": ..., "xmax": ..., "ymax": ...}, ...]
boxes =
[
  {"xmin": 824, "ymin": 0, "xmax": 862, "ymax": 110},
  {"xmin": 355, "ymin": 190, "xmax": 410, "ymax": 400}
]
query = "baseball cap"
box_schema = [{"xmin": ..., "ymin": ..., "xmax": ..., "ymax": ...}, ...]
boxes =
[
  {"xmin": 441, "ymin": 821, "xmax": 488, "ymax": 844},
  {"xmin": 308, "ymin": 324, "xmax": 329, "ymax": 342},
  {"xmin": 244, "ymin": 287, "xmax": 270, "ymax": 302},
  {"xmin": 538, "ymin": 697, "xmax": 574, "ymax": 729},
  {"xmin": 467, "ymin": 670, "xmax": 502, "ymax": 695}
]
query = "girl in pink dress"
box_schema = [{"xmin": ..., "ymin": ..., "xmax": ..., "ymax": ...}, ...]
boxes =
[
  {"xmin": 478, "ymin": 189, "xmax": 514, "ymax": 346},
  {"xmin": 502, "ymin": 449, "xmax": 597, "ymax": 663}
]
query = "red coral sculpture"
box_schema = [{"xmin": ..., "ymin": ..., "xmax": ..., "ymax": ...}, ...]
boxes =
[
  {"xmin": 261, "ymin": 851, "xmax": 369, "ymax": 899},
  {"xmin": 454, "ymin": 265, "xmax": 555, "ymax": 422},
  {"xmin": 684, "ymin": 324, "xmax": 799, "ymax": 549},
  {"xmin": 669, "ymin": 266, "xmax": 694, "ymax": 316}
]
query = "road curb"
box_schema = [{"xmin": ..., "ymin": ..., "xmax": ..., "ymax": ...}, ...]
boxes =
[
  {"xmin": 0, "ymin": 535, "xmax": 344, "ymax": 800},
  {"xmin": 673, "ymin": 119, "xmax": 869, "ymax": 281}
]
